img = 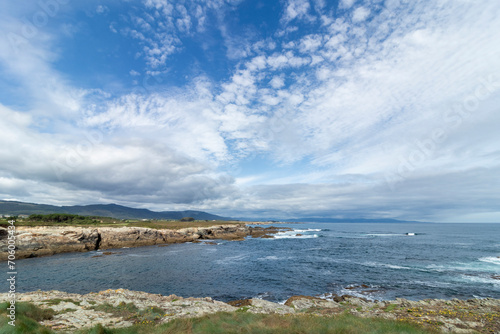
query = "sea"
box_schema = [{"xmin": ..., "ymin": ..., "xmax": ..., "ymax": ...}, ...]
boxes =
[{"xmin": 7, "ymin": 223, "xmax": 500, "ymax": 303}]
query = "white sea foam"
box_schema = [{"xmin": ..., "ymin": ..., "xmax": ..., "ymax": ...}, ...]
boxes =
[
  {"xmin": 127, "ymin": 254, "xmax": 150, "ymax": 257},
  {"xmin": 293, "ymin": 228, "xmax": 322, "ymax": 232},
  {"xmin": 334, "ymin": 285, "xmax": 382, "ymax": 301},
  {"xmin": 411, "ymin": 280, "xmax": 452, "ymax": 288},
  {"xmin": 460, "ymin": 275, "xmax": 500, "ymax": 285},
  {"xmin": 253, "ymin": 292, "xmax": 272, "ymax": 300},
  {"xmin": 426, "ymin": 259, "xmax": 500, "ymax": 273},
  {"xmin": 273, "ymin": 233, "xmax": 318, "ymax": 239},
  {"xmin": 258, "ymin": 255, "xmax": 280, "ymax": 261},
  {"xmin": 479, "ymin": 256, "xmax": 500, "ymax": 265},
  {"xmin": 362, "ymin": 261, "xmax": 412, "ymax": 270},
  {"xmin": 270, "ymin": 229, "xmax": 320, "ymax": 239}
]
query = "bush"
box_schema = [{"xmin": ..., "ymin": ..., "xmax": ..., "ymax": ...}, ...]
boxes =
[
  {"xmin": 180, "ymin": 217, "xmax": 195, "ymax": 222},
  {"xmin": 27, "ymin": 214, "xmax": 100, "ymax": 225}
]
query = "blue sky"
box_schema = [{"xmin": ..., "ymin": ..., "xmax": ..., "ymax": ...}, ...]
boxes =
[{"xmin": 1, "ymin": 0, "xmax": 500, "ymax": 222}]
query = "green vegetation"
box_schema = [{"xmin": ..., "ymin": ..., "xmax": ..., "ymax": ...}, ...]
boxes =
[
  {"xmin": 0, "ymin": 214, "xmax": 244, "ymax": 230},
  {"xmin": 74, "ymin": 312, "xmax": 435, "ymax": 334},
  {"xmin": 90, "ymin": 302, "xmax": 165, "ymax": 325},
  {"xmin": 0, "ymin": 301, "xmax": 54, "ymax": 334},
  {"xmin": 0, "ymin": 302, "xmax": 437, "ymax": 334},
  {"xmin": 126, "ymin": 220, "xmax": 244, "ymax": 230},
  {"xmin": 28, "ymin": 214, "xmax": 101, "ymax": 224},
  {"xmin": 384, "ymin": 303, "xmax": 397, "ymax": 312},
  {"xmin": 44, "ymin": 299, "xmax": 81, "ymax": 306}
]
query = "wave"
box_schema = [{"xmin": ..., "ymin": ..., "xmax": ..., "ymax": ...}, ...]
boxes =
[
  {"xmin": 426, "ymin": 258, "xmax": 500, "ymax": 273},
  {"xmin": 361, "ymin": 261, "xmax": 413, "ymax": 270},
  {"xmin": 271, "ymin": 229, "xmax": 320, "ymax": 239},
  {"xmin": 410, "ymin": 280, "xmax": 452, "ymax": 288},
  {"xmin": 293, "ymin": 229, "xmax": 322, "ymax": 232},
  {"xmin": 478, "ymin": 256, "xmax": 500, "ymax": 265},
  {"xmin": 257, "ymin": 256, "xmax": 281, "ymax": 261},
  {"xmin": 274, "ymin": 233, "xmax": 318, "ymax": 239},
  {"xmin": 319, "ymin": 284, "xmax": 383, "ymax": 301},
  {"xmin": 253, "ymin": 291, "xmax": 272, "ymax": 300},
  {"xmin": 459, "ymin": 274, "xmax": 500, "ymax": 285}
]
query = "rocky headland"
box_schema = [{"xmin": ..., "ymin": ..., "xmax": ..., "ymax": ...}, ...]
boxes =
[
  {"xmin": 0, "ymin": 225, "xmax": 283, "ymax": 260},
  {"xmin": 1, "ymin": 289, "xmax": 499, "ymax": 333}
]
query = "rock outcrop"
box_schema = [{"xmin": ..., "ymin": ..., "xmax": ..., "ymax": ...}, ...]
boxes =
[
  {"xmin": 1, "ymin": 289, "xmax": 499, "ymax": 333},
  {"xmin": 0, "ymin": 225, "xmax": 279, "ymax": 260}
]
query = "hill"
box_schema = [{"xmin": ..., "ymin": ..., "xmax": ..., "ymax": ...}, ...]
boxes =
[{"xmin": 0, "ymin": 200, "xmax": 229, "ymax": 220}]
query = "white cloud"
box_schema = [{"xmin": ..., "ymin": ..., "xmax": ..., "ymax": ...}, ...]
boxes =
[
  {"xmin": 352, "ymin": 6, "xmax": 370, "ymax": 22},
  {"xmin": 96, "ymin": 5, "xmax": 109, "ymax": 15},
  {"xmin": 269, "ymin": 75, "xmax": 285, "ymax": 89},
  {"xmin": 1, "ymin": 0, "xmax": 500, "ymax": 221},
  {"xmin": 282, "ymin": 0, "xmax": 311, "ymax": 23},
  {"xmin": 298, "ymin": 34, "xmax": 323, "ymax": 53},
  {"xmin": 339, "ymin": 0, "xmax": 356, "ymax": 9}
]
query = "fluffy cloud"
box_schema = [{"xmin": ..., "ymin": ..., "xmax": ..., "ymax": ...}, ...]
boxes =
[{"xmin": 1, "ymin": 0, "xmax": 500, "ymax": 221}]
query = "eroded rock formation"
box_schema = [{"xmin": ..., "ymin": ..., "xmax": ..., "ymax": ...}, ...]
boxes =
[{"xmin": 0, "ymin": 224, "xmax": 276, "ymax": 260}]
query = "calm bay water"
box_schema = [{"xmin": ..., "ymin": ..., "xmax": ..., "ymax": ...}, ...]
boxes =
[{"xmin": 7, "ymin": 223, "xmax": 500, "ymax": 302}]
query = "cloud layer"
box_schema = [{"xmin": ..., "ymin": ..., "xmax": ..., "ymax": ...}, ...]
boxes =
[{"xmin": 1, "ymin": 0, "xmax": 499, "ymax": 222}]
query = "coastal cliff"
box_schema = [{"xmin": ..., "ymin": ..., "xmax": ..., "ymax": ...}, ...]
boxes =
[
  {"xmin": 0, "ymin": 225, "xmax": 279, "ymax": 260},
  {"xmin": 1, "ymin": 289, "xmax": 499, "ymax": 333}
]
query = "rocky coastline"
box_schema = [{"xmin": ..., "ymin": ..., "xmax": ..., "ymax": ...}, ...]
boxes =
[
  {"xmin": 0, "ymin": 224, "xmax": 282, "ymax": 260},
  {"xmin": 1, "ymin": 289, "xmax": 499, "ymax": 333}
]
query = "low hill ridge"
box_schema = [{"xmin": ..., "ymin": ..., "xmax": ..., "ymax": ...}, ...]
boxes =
[{"xmin": 0, "ymin": 200, "xmax": 228, "ymax": 220}]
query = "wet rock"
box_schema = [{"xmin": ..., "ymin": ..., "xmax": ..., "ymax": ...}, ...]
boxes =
[
  {"xmin": 248, "ymin": 226, "xmax": 291, "ymax": 238},
  {"xmin": 345, "ymin": 284, "xmax": 370, "ymax": 290},
  {"xmin": 227, "ymin": 299, "xmax": 252, "ymax": 307}
]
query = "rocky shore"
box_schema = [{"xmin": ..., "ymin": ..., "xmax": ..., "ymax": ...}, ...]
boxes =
[
  {"xmin": 1, "ymin": 289, "xmax": 499, "ymax": 333},
  {"xmin": 0, "ymin": 225, "xmax": 282, "ymax": 260}
]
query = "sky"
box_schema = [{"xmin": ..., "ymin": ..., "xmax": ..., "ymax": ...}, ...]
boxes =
[{"xmin": 0, "ymin": 0, "xmax": 499, "ymax": 222}]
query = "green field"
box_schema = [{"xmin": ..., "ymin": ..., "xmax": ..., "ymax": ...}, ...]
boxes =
[{"xmin": 0, "ymin": 214, "xmax": 246, "ymax": 230}]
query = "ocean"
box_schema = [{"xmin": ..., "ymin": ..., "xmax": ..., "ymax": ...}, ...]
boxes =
[{"xmin": 7, "ymin": 223, "xmax": 500, "ymax": 302}]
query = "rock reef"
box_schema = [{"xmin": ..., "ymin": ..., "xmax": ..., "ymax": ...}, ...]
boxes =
[
  {"xmin": 0, "ymin": 225, "xmax": 280, "ymax": 260},
  {"xmin": 1, "ymin": 289, "xmax": 498, "ymax": 333}
]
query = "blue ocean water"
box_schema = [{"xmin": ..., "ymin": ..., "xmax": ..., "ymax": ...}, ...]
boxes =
[{"xmin": 7, "ymin": 223, "xmax": 500, "ymax": 302}]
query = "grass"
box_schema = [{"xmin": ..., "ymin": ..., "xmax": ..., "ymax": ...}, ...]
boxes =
[
  {"xmin": 44, "ymin": 299, "xmax": 81, "ymax": 306},
  {"xmin": 0, "ymin": 216, "xmax": 245, "ymax": 230},
  {"xmin": 0, "ymin": 302, "xmax": 438, "ymax": 334},
  {"xmin": 384, "ymin": 303, "xmax": 397, "ymax": 312},
  {"xmin": 73, "ymin": 312, "xmax": 436, "ymax": 334},
  {"xmin": 0, "ymin": 301, "xmax": 54, "ymax": 334},
  {"xmin": 90, "ymin": 303, "xmax": 165, "ymax": 325}
]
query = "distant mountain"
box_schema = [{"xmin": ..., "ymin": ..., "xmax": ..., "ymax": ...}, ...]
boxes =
[{"xmin": 0, "ymin": 200, "xmax": 229, "ymax": 220}]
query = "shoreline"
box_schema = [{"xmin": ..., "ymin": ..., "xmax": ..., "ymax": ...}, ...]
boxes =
[
  {"xmin": 1, "ymin": 288, "xmax": 499, "ymax": 333},
  {"xmin": 0, "ymin": 224, "xmax": 285, "ymax": 260}
]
